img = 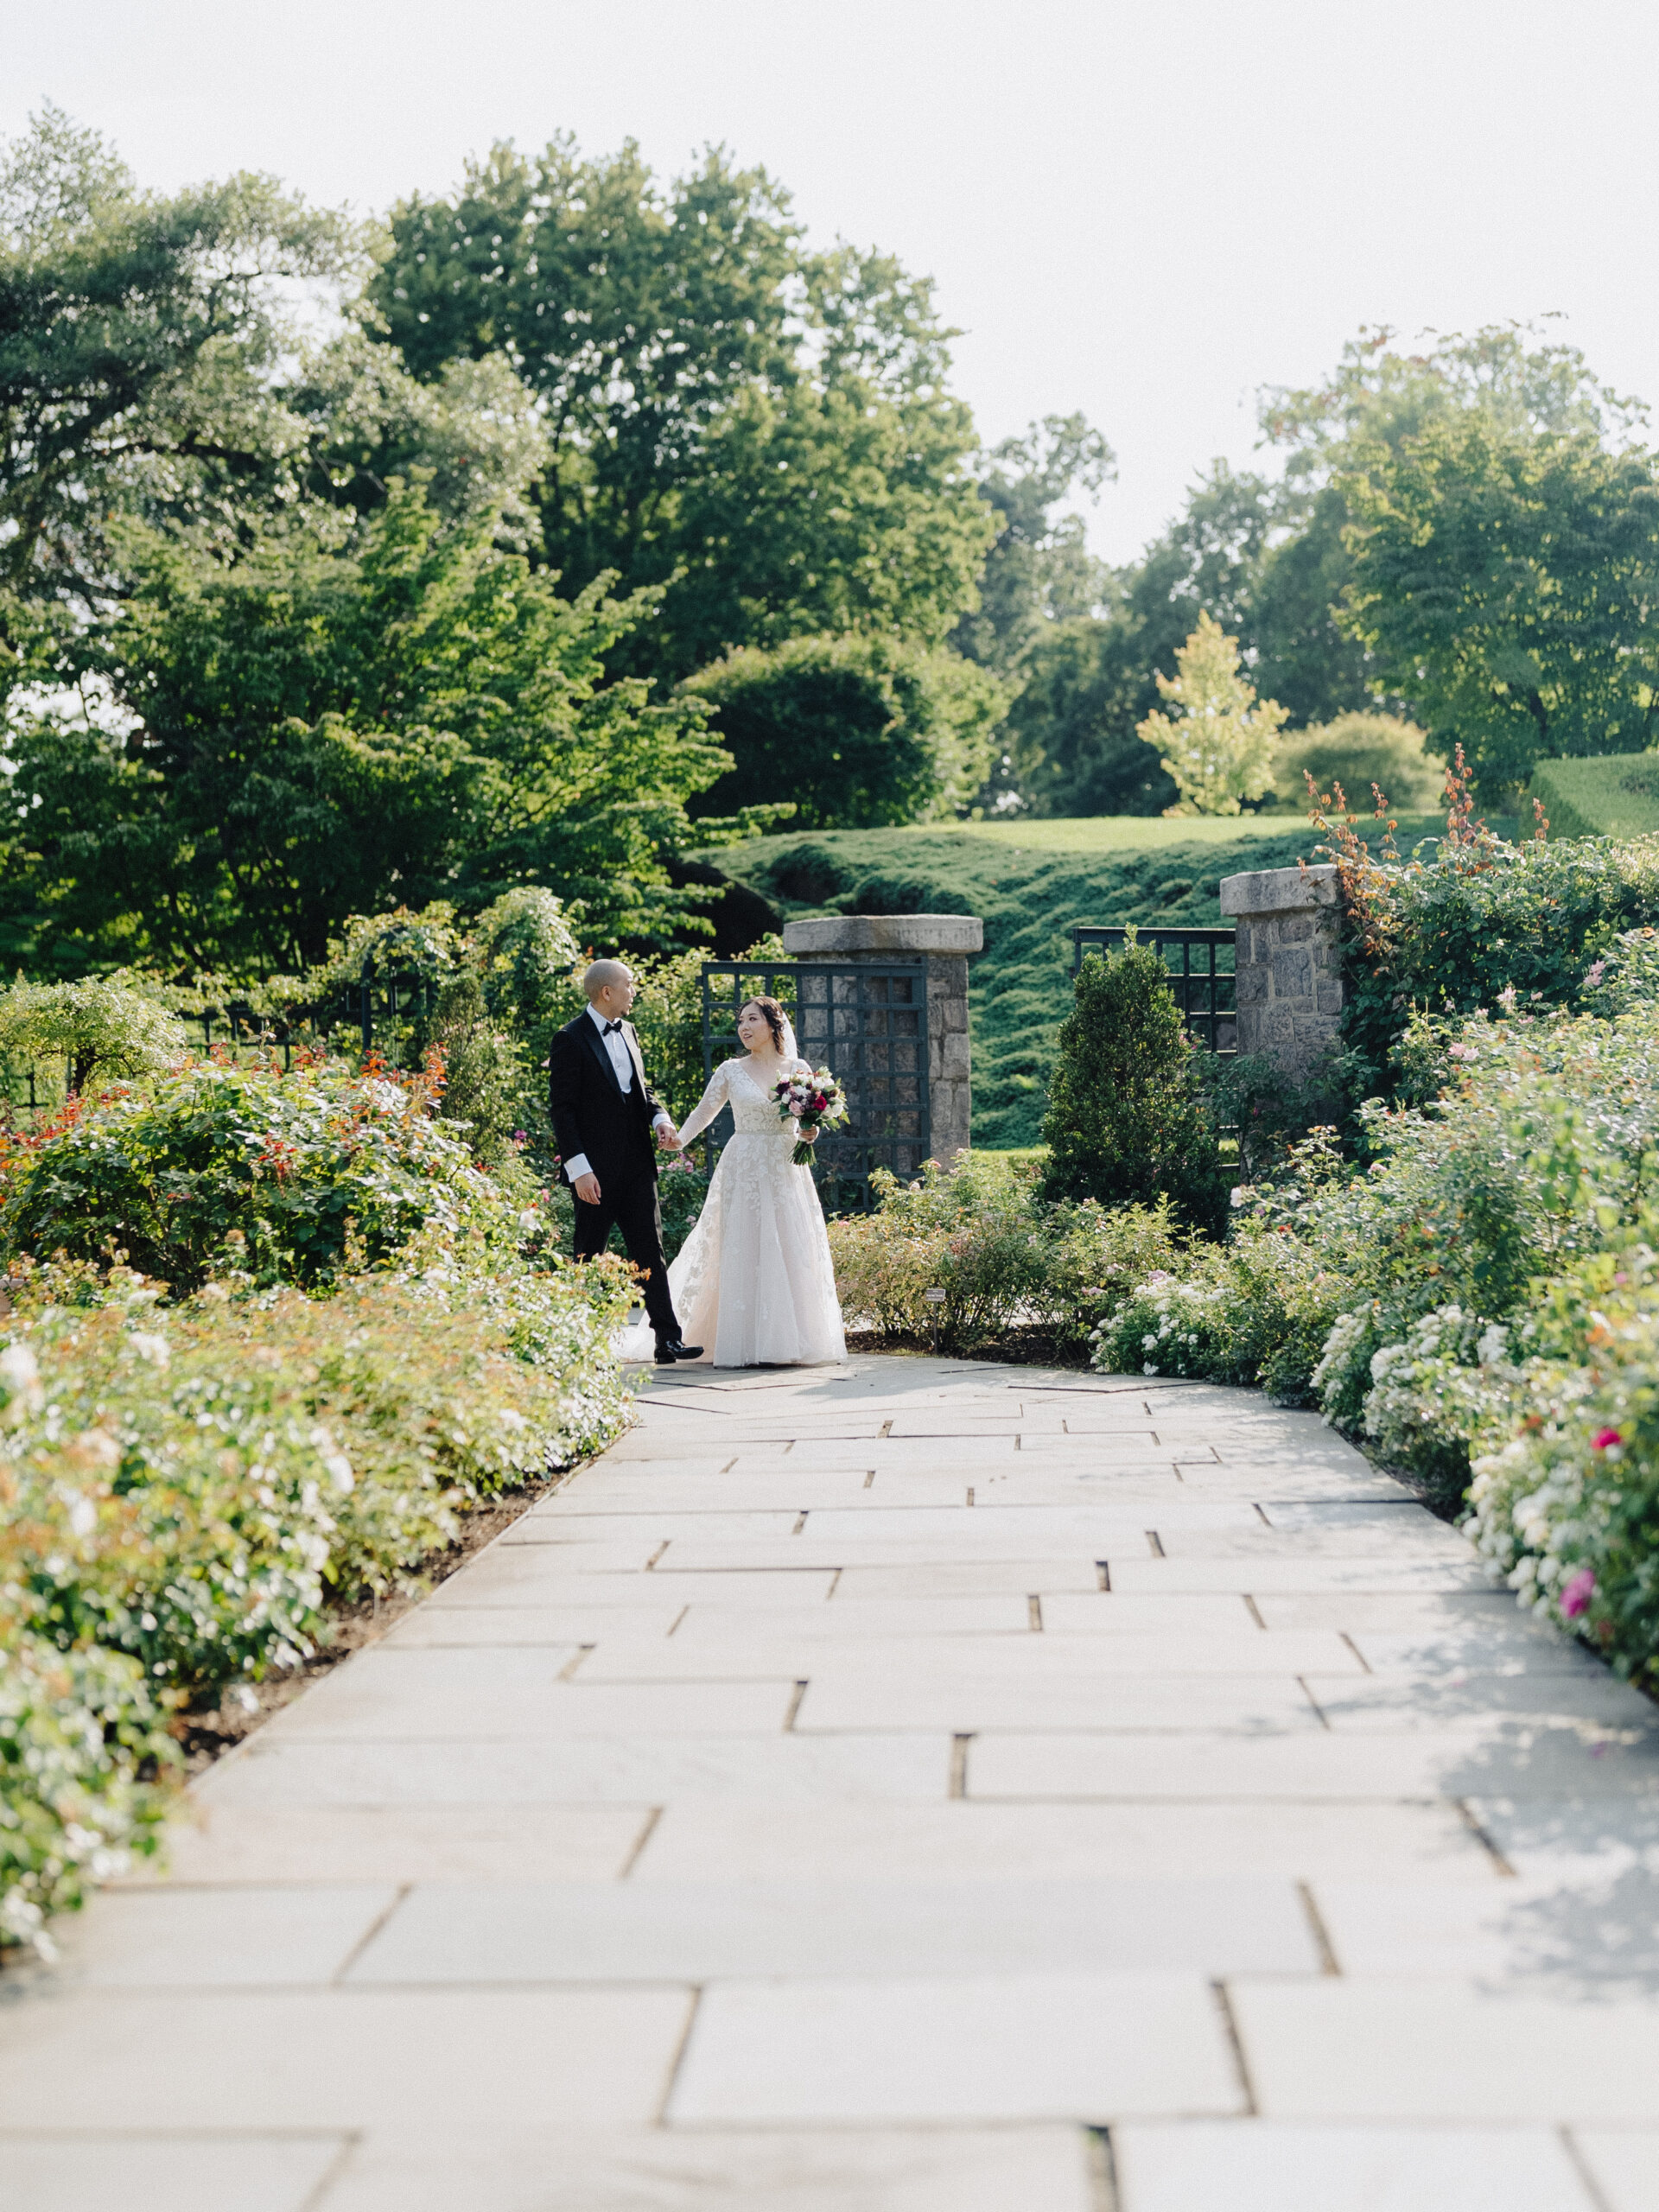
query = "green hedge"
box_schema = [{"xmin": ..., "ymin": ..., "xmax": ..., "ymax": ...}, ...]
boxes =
[{"xmin": 1531, "ymin": 755, "xmax": 1659, "ymax": 841}]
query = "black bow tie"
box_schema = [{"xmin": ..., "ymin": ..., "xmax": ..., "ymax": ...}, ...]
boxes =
[{"xmin": 602, "ymin": 1020, "xmax": 624, "ymax": 1034}]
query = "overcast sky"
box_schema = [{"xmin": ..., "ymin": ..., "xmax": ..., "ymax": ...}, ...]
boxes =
[{"xmin": 6, "ymin": 0, "xmax": 1658, "ymax": 565}]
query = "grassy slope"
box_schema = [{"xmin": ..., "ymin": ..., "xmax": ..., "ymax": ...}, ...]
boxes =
[
  {"xmin": 1530, "ymin": 756, "xmax": 1659, "ymax": 841},
  {"xmin": 701, "ymin": 813, "xmax": 1502, "ymax": 1148}
]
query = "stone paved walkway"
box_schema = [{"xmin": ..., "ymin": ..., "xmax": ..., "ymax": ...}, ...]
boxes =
[{"xmin": 5, "ymin": 1356, "xmax": 1659, "ymax": 2210}]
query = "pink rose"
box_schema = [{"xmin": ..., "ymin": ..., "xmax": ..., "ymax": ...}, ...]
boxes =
[
  {"xmin": 1560, "ymin": 1567, "xmax": 1597, "ymax": 1619},
  {"xmin": 1592, "ymin": 1428, "xmax": 1622, "ymax": 1451}
]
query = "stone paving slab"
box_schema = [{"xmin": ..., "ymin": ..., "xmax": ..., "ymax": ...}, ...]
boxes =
[
  {"xmin": 1111, "ymin": 2120, "xmax": 1602, "ymax": 2211},
  {"xmin": 0, "ymin": 1989, "xmax": 691, "ymax": 2130},
  {"xmin": 44, "ymin": 1884, "xmax": 396, "ymax": 1986},
  {"xmin": 10, "ymin": 1351, "xmax": 1659, "ymax": 2200},
  {"xmin": 794, "ymin": 1668, "xmax": 1325, "ymax": 1730},
  {"xmin": 308, "ymin": 2125, "xmax": 1099, "ymax": 2212},
  {"xmin": 575, "ymin": 1627, "xmax": 1364, "ymax": 1681},
  {"xmin": 260, "ymin": 1655, "xmax": 796, "ymax": 1739},
  {"xmin": 346, "ymin": 1875, "xmax": 1318, "ymax": 1983},
  {"xmin": 0, "ymin": 2135, "xmax": 346, "ymax": 2212},
  {"xmin": 968, "ymin": 1724, "xmax": 1659, "ymax": 1802},
  {"xmin": 135, "ymin": 1802, "xmax": 657, "ymax": 1883},
  {"xmin": 632, "ymin": 1798, "xmax": 1494, "ymax": 1882},
  {"xmin": 1311, "ymin": 1873, "xmax": 1659, "ymax": 1981},
  {"xmin": 195, "ymin": 1731, "xmax": 953, "ymax": 1807},
  {"xmin": 1232, "ymin": 1976, "xmax": 1659, "ymax": 2120},
  {"xmin": 667, "ymin": 1971, "xmax": 1242, "ymax": 2123},
  {"xmin": 1575, "ymin": 2130, "xmax": 1659, "ymax": 2212}
]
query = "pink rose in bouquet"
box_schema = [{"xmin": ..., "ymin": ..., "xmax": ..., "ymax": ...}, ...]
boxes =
[{"xmin": 772, "ymin": 1065, "xmax": 848, "ymax": 1166}]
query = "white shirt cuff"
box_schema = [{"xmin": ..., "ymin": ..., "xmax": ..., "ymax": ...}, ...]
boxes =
[
  {"xmin": 652, "ymin": 1111, "xmax": 674, "ymax": 1132},
  {"xmin": 564, "ymin": 1153, "xmax": 592, "ymax": 1182}
]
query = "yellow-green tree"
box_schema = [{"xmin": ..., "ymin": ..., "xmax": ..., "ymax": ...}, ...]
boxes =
[{"xmin": 1136, "ymin": 613, "xmax": 1288, "ymax": 816}]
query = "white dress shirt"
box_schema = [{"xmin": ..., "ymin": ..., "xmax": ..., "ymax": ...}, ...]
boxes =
[{"xmin": 563, "ymin": 1003, "xmax": 674, "ymax": 1184}]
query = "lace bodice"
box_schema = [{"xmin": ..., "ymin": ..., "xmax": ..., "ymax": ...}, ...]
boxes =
[{"xmin": 678, "ymin": 1056, "xmax": 809, "ymax": 1144}]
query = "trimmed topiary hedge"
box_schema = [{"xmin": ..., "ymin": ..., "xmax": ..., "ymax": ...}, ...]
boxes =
[{"xmin": 1530, "ymin": 754, "xmax": 1659, "ymax": 841}]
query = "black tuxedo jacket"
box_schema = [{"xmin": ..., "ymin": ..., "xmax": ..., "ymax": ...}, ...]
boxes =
[{"xmin": 547, "ymin": 1014, "xmax": 666, "ymax": 1189}]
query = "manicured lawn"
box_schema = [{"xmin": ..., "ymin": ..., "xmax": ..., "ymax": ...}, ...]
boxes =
[{"xmin": 891, "ymin": 811, "xmax": 1461, "ymax": 855}]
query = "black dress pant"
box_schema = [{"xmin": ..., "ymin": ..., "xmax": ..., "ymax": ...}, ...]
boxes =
[{"xmin": 572, "ymin": 1167, "xmax": 682, "ymax": 1344}]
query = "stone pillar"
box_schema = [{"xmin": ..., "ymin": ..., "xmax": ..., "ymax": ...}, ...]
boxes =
[
  {"xmin": 780, "ymin": 913, "xmax": 983, "ymax": 1164},
  {"xmin": 1218, "ymin": 863, "xmax": 1344, "ymax": 1078}
]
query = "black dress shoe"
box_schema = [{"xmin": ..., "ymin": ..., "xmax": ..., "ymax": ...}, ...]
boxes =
[{"xmin": 654, "ymin": 1340, "xmax": 704, "ymax": 1364}]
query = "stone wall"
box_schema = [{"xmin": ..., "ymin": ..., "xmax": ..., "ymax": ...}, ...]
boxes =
[
  {"xmin": 779, "ymin": 913, "xmax": 983, "ymax": 1164},
  {"xmin": 1217, "ymin": 863, "xmax": 1344, "ymax": 1079}
]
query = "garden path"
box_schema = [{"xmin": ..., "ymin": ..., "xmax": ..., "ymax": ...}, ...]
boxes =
[{"xmin": 5, "ymin": 1355, "xmax": 1659, "ymax": 2210}]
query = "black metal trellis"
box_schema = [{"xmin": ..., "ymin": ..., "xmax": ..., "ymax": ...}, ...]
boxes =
[
  {"xmin": 1071, "ymin": 925, "xmax": 1238, "ymax": 1055},
  {"xmin": 699, "ymin": 959, "xmax": 930, "ymax": 1209}
]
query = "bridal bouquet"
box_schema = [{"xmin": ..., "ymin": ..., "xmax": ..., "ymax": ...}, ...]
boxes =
[{"xmin": 772, "ymin": 1067, "xmax": 848, "ymax": 1165}]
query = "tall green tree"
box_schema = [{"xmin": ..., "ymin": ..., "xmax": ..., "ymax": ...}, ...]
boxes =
[
  {"xmin": 1338, "ymin": 416, "xmax": 1659, "ymax": 791},
  {"xmin": 364, "ymin": 137, "xmax": 995, "ymax": 680},
  {"xmin": 998, "ymin": 462, "xmax": 1379, "ymax": 818},
  {"xmin": 950, "ymin": 413, "xmax": 1115, "ymax": 674},
  {"xmin": 6, "ymin": 485, "xmax": 739, "ymax": 975},
  {"xmin": 0, "ymin": 106, "xmax": 346, "ymax": 639}
]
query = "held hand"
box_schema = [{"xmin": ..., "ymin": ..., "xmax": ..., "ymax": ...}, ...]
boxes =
[
  {"xmin": 573, "ymin": 1172, "xmax": 602, "ymax": 1206},
  {"xmin": 801, "ymin": 1125, "xmax": 818, "ymax": 1144},
  {"xmin": 655, "ymin": 1122, "xmax": 682, "ymax": 1151}
]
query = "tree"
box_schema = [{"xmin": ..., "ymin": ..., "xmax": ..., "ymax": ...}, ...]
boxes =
[
  {"xmin": 5, "ymin": 483, "xmax": 738, "ymax": 976},
  {"xmin": 1041, "ymin": 940, "xmax": 1221, "ymax": 1229},
  {"xmin": 995, "ymin": 461, "xmax": 1378, "ymax": 819},
  {"xmin": 682, "ymin": 634, "xmax": 1008, "ymax": 830},
  {"xmin": 365, "ymin": 137, "xmax": 995, "ymax": 680},
  {"xmin": 1337, "ymin": 416, "xmax": 1659, "ymax": 793},
  {"xmin": 950, "ymin": 413, "xmax": 1115, "ymax": 674},
  {"xmin": 994, "ymin": 617, "xmax": 1174, "ymax": 817},
  {"xmin": 0, "ymin": 106, "xmax": 346, "ymax": 636},
  {"xmin": 1136, "ymin": 613, "xmax": 1287, "ymax": 816},
  {"xmin": 0, "ymin": 976, "xmax": 186, "ymax": 1094}
]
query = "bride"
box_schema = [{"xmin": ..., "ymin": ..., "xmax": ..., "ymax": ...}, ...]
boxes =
[{"xmin": 648, "ymin": 996, "xmax": 847, "ymax": 1368}]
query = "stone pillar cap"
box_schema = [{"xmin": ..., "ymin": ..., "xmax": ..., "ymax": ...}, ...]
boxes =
[
  {"xmin": 1218, "ymin": 863, "xmax": 1339, "ymax": 917},
  {"xmin": 782, "ymin": 913, "xmax": 984, "ymax": 955}
]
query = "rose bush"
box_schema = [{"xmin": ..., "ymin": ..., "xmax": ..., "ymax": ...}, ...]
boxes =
[{"xmin": 0, "ymin": 1238, "xmax": 632, "ymax": 1957}]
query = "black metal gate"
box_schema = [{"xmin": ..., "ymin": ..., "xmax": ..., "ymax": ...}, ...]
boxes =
[
  {"xmin": 699, "ymin": 959, "xmax": 930, "ymax": 1207},
  {"xmin": 1071, "ymin": 925, "xmax": 1238, "ymax": 1054}
]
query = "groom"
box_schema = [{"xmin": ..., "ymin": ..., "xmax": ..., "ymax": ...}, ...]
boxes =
[{"xmin": 549, "ymin": 959, "xmax": 702, "ymax": 1365}]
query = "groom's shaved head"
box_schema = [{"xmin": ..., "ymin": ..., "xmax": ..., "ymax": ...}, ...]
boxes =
[{"xmin": 583, "ymin": 958, "xmax": 632, "ymax": 1001}]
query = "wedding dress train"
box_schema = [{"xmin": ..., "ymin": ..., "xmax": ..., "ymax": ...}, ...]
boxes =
[{"xmin": 646, "ymin": 1057, "xmax": 847, "ymax": 1368}]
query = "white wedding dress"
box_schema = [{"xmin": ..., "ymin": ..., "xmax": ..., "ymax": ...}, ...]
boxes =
[{"xmin": 646, "ymin": 1055, "xmax": 847, "ymax": 1368}]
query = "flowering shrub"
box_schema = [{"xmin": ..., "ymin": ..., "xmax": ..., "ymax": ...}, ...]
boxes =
[
  {"xmin": 1464, "ymin": 1250, "xmax": 1659, "ymax": 1688},
  {"xmin": 1089, "ymin": 1219, "xmax": 1342, "ymax": 1399},
  {"xmin": 829, "ymin": 1153, "xmax": 1051, "ymax": 1351},
  {"xmin": 0, "ymin": 1053, "xmax": 520, "ymax": 1290},
  {"xmin": 1093, "ymin": 1261, "xmax": 1235, "ymax": 1380},
  {"xmin": 1343, "ymin": 1306, "xmax": 1522, "ymax": 1504},
  {"xmin": 1581, "ymin": 925, "xmax": 1659, "ymax": 1017},
  {"xmin": 829, "ymin": 1155, "xmax": 1191, "ymax": 1356},
  {"xmin": 1314, "ymin": 759, "xmax": 1659, "ymax": 1096},
  {"xmin": 0, "ymin": 1241, "xmax": 633, "ymax": 1955}
]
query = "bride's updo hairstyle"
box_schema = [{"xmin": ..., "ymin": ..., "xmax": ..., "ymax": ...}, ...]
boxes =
[{"xmin": 740, "ymin": 996, "xmax": 789, "ymax": 1052}]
